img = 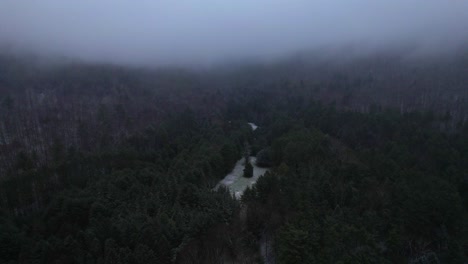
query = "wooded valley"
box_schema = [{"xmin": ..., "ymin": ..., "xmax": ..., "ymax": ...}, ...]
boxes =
[{"xmin": 0, "ymin": 53, "xmax": 467, "ymax": 263}]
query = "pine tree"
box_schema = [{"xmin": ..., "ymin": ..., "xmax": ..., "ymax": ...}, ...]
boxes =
[
  {"xmin": 243, "ymin": 142, "xmax": 253, "ymax": 178},
  {"xmin": 243, "ymin": 156, "xmax": 253, "ymax": 178}
]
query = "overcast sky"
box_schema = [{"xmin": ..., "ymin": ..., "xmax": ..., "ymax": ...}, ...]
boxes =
[{"xmin": 1, "ymin": 0, "xmax": 467, "ymax": 65}]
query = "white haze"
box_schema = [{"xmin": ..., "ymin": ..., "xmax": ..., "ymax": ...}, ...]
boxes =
[{"xmin": 1, "ymin": 0, "xmax": 467, "ymax": 66}]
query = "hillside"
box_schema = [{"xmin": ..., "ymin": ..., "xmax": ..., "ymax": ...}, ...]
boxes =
[{"xmin": 0, "ymin": 53, "xmax": 467, "ymax": 263}]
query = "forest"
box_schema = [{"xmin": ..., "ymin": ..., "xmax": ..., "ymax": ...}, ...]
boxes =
[{"xmin": 0, "ymin": 53, "xmax": 467, "ymax": 263}]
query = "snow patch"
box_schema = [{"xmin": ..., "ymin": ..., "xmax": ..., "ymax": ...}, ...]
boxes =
[
  {"xmin": 248, "ymin": 122, "xmax": 258, "ymax": 131},
  {"xmin": 215, "ymin": 157, "xmax": 269, "ymax": 199}
]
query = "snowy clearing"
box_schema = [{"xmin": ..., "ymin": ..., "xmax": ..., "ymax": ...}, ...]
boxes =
[{"xmin": 215, "ymin": 156, "xmax": 268, "ymax": 199}]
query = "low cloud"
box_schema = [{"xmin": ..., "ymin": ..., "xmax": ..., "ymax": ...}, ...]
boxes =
[{"xmin": 1, "ymin": 0, "xmax": 467, "ymax": 65}]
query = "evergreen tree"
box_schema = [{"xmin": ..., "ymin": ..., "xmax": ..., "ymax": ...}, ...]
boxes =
[{"xmin": 243, "ymin": 157, "xmax": 253, "ymax": 178}]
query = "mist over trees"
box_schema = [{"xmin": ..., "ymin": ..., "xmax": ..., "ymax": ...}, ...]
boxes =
[
  {"xmin": 1, "ymin": 0, "xmax": 468, "ymax": 65},
  {"xmin": 0, "ymin": 51, "xmax": 467, "ymax": 263},
  {"xmin": 1, "ymin": 51, "xmax": 467, "ymax": 188}
]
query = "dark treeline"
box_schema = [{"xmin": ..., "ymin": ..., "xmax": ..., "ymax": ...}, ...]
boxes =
[
  {"xmin": 1, "ymin": 52, "xmax": 467, "ymax": 178},
  {"xmin": 0, "ymin": 53, "xmax": 467, "ymax": 263},
  {"xmin": 242, "ymin": 106, "xmax": 467, "ymax": 263}
]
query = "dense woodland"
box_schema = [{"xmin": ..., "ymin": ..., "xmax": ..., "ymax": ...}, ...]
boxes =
[{"xmin": 0, "ymin": 52, "xmax": 467, "ymax": 263}]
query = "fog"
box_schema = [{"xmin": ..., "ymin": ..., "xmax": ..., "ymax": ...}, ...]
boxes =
[{"xmin": 1, "ymin": 0, "xmax": 468, "ymax": 66}]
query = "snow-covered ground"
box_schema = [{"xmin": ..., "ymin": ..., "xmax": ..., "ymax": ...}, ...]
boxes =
[
  {"xmin": 248, "ymin": 122, "xmax": 258, "ymax": 131},
  {"xmin": 215, "ymin": 157, "xmax": 268, "ymax": 199},
  {"xmin": 215, "ymin": 122, "xmax": 268, "ymax": 199},
  {"xmin": 215, "ymin": 122, "xmax": 273, "ymax": 262}
]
